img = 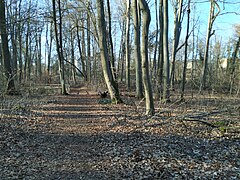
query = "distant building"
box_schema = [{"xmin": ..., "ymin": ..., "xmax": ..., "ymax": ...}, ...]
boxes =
[{"xmin": 219, "ymin": 58, "xmax": 228, "ymax": 69}]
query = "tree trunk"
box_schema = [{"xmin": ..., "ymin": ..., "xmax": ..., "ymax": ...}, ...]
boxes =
[
  {"xmin": 52, "ymin": 0, "xmax": 67, "ymax": 95},
  {"xmin": 199, "ymin": 0, "xmax": 220, "ymax": 92},
  {"xmin": 180, "ymin": 0, "xmax": 191, "ymax": 101},
  {"xmin": 76, "ymin": 24, "xmax": 86, "ymax": 80},
  {"xmin": 139, "ymin": 0, "xmax": 154, "ymax": 115},
  {"xmin": 96, "ymin": 0, "xmax": 122, "ymax": 103},
  {"xmin": 157, "ymin": 0, "xmax": 164, "ymax": 99},
  {"xmin": 70, "ymin": 30, "xmax": 76, "ymax": 84},
  {"xmin": 152, "ymin": 0, "xmax": 159, "ymax": 81},
  {"xmin": 125, "ymin": 0, "xmax": 131, "ymax": 90},
  {"xmin": 87, "ymin": 1, "xmax": 91, "ymax": 83},
  {"xmin": 106, "ymin": 0, "xmax": 117, "ymax": 80},
  {"xmin": 133, "ymin": 0, "xmax": 143, "ymax": 98},
  {"xmin": 229, "ymin": 36, "xmax": 240, "ymax": 94},
  {"xmin": 162, "ymin": 0, "xmax": 170, "ymax": 102},
  {"xmin": 170, "ymin": 0, "xmax": 183, "ymax": 90},
  {"xmin": 0, "ymin": 0, "xmax": 16, "ymax": 94}
]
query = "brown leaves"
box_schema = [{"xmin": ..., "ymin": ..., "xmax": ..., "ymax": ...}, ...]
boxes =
[{"xmin": 0, "ymin": 89, "xmax": 239, "ymax": 179}]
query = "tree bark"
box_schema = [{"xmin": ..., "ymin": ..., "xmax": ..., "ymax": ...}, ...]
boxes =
[
  {"xmin": 133, "ymin": 0, "xmax": 143, "ymax": 98},
  {"xmin": 96, "ymin": 0, "xmax": 122, "ymax": 104},
  {"xmin": 52, "ymin": 0, "xmax": 67, "ymax": 95},
  {"xmin": 125, "ymin": 0, "xmax": 131, "ymax": 90},
  {"xmin": 0, "ymin": 0, "xmax": 16, "ymax": 94},
  {"xmin": 199, "ymin": 0, "xmax": 220, "ymax": 92},
  {"xmin": 180, "ymin": 0, "xmax": 191, "ymax": 101},
  {"xmin": 162, "ymin": 0, "xmax": 170, "ymax": 102},
  {"xmin": 170, "ymin": 0, "xmax": 183, "ymax": 90},
  {"xmin": 139, "ymin": 0, "xmax": 154, "ymax": 115}
]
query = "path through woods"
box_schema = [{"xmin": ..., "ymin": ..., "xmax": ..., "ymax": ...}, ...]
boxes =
[{"xmin": 0, "ymin": 86, "xmax": 239, "ymax": 179}]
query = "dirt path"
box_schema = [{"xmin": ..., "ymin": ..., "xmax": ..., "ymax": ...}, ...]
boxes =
[{"xmin": 0, "ymin": 87, "xmax": 239, "ymax": 179}]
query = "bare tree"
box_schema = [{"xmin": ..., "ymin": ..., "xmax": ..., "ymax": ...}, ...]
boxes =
[
  {"xmin": 180, "ymin": 0, "xmax": 191, "ymax": 101},
  {"xmin": 96, "ymin": 0, "xmax": 122, "ymax": 103},
  {"xmin": 52, "ymin": 0, "xmax": 68, "ymax": 95},
  {"xmin": 162, "ymin": 0, "xmax": 170, "ymax": 102},
  {"xmin": 139, "ymin": 0, "xmax": 154, "ymax": 115},
  {"xmin": 133, "ymin": 0, "xmax": 143, "ymax": 98},
  {"xmin": 125, "ymin": 0, "xmax": 131, "ymax": 90},
  {"xmin": 229, "ymin": 25, "xmax": 240, "ymax": 94},
  {"xmin": 170, "ymin": 0, "xmax": 184, "ymax": 90},
  {"xmin": 199, "ymin": 0, "xmax": 220, "ymax": 92},
  {"xmin": 0, "ymin": 0, "xmax": 16, "ymax": 94}
]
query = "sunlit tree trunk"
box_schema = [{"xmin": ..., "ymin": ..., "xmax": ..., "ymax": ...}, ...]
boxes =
[
  {"xmin": 139, "ymin": 0, "xmax": 154, "ymax": 115},
  {"xmin": 157, "ymin": 0, "xmax": 164, "ymax": 99},
  {"xmin": 76, "ymin": 23, "xmax": 86, "ymax": 80},
  {"xmin": 163, "ymin": 0, "xmax": 170, "ymax": 102},
  {"xmin": 133, "ymin": 0, "xmax": 143, "ymax": 98},
  {"xmin": 125, "ymin": 0, "xmax": 131, "ymax": 90},
  {"xmin": 106, "ymin": 0, "xmax": 116, "ymax": 80},
  {"xmin": 96, "ymin": 0, "xmax": 122, "ymax": 103}
]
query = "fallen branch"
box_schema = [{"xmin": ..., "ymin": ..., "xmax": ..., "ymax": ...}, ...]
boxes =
[{"xmin": 181, "ymin": 118, "xmax": 217, "ymax": 128}]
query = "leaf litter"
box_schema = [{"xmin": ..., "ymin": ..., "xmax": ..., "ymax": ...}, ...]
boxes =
[{"xmin": 0, "ymin": 87, "xmax": 239, "ymax": 179}]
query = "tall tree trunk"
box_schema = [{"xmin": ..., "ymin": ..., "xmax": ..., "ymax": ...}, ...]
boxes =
[
  {"xmin": 133, "ymin": 0, "xmax": 143, "ymax": 98},
  {"xmin": 125, "ymin": 0, "xmax": 131, "ymax": 90},
  {"xmin": 47, "ymin": 21, "xmax": 53, "ymax": 79},
  {"xmin": 0, "ymin": 0, "xmax": 16, "ymax": 94},
  {"xmin": 76, "ymin": 23, "xmax": 86, "ymax": 80},
  {"xmin": 229, "ymin": 36, "xmax": 240, "ymax": 94},
  {"xmin": 157, "ymin": 0, "xmax": 164, "ymax": 99},
  {"xmin": 139, "ymin": 0, "xmax": 154, "ymax": 115},
  {"xmin": 52, "ymin": 0, "xmax": 67, "ymax": 95},
  {"xmin": 106, "ymin": 0, "xmax": 116, "ymax": 80},
  {"xmin": 180, "ymin": 0, "xmax": 191, "ymax": 101},
  {"xmin": 37, "ymin": 30, "xmax": 42, "ymax": 80},
  {"xmin": 87, "ymin": 1, "xmax": 91, "ymax": 83},
  {"xmin": 199, "ymin": 0, "xmax": 220, "ymax": 92},
  {"xmin": 170, "ymin": 0, "xmax": 183, "ymax": 90},
  {"xmin": 152, "ymin": 0, "xmax": 159, "ymax": 81},
  {"xmin": 70, "ymin": 30, "xmax": 76, "ymax": 84},
  {"xmin": 96, "ymin": 0, "xmax": 122, "ymax": 103},
  {"xmin": 162, "ymin": 0, "xmax": 170, "ymax": 102}
]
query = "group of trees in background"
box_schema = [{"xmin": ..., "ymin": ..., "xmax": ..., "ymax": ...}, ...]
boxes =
[{"xmin": 0, "ymin": 0, "xmax": 239, "ymax": 115}]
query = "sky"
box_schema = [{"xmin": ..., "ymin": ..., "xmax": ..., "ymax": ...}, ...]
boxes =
[{"xmin": 147, "ymin": 0, "xmax": 240, "ymax": 41}]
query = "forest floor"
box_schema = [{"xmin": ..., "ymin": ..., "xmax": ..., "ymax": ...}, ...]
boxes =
[{"xmin": 0, "ymin": 86, "xmax": 239, "ymax": 179}]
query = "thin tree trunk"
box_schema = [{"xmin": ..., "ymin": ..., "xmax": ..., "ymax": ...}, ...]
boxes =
[
  {"xmin": 170, "ymin": 0, "xmax": 183, "ymax": 90},
  {"xmin": 87, "ymin": 1, "xmax": 91, "ymax": 83},
  {"xmin": 180, "ymin": 0, "xmax": 191, "ymax": 101},
  {"xmin": 163, "ymin": 0, "xmax": 170, "ymax": 102},
  {"xmin": 199, "ymin": 0, "xmax": 220, "ymax": 92},
  {"xmin": 152, "ymin": 0, "xmax": 159, "ymax": 81},
  {"xmin": 70, "ymin": 30, "xmax": 76, "ymax": 84},
  {"xmin": 125, "ymin": 0, "xmax": 131, "ymax": 90}
]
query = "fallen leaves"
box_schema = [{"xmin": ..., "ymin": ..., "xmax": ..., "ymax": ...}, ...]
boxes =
[{"xmin": 0, "ymin": 89, "xmax": 239, "ymax": 179}]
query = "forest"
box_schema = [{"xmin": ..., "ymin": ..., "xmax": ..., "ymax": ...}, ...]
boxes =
[{"xmin": 0, "ymin": 0, "xmax": 239, "ymax": 179}]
